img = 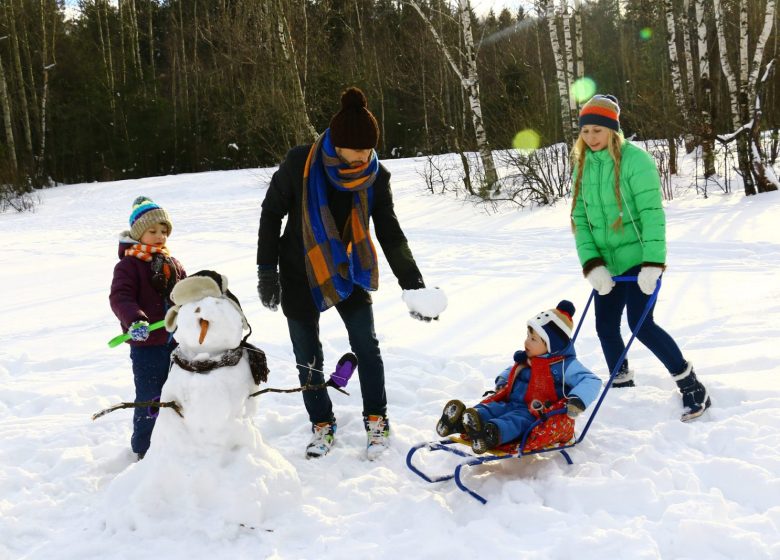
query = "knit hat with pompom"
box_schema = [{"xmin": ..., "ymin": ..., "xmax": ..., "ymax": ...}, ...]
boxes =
[
  {"xmin": 527, "ymin": 300, "xmax": 576, "ymax": 354},
  {"xmin": 329, "ymin": 87, "xmax": 380, "ymax": 149},
  {"xmin": 129, "ymin": 196, "xmax": 172, "ymax": 241}
]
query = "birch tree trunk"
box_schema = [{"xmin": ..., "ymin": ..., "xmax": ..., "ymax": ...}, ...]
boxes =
[
  {"xmin": 38, "ymin": 0, "xmax": 52, "ymax": 180},
  {"xmin": 713, "ymin": 0, "xmax": 740, "ymax": 130},
  {"xmin": 713, "ymin": 0, "xmax": 752, "ymax": 193},
  {"xmin": 544, "ymin": 0, "xmax": 573, "ymax": 143},
  {"xmin": 457, "ymin": 0, "xmax": 499, "ymax": 190},
  {"xmin": 95, "ymin": 0, "xmax": 116, "ymax": 112},
  {"xmin": 406, "ymin": 0, "xmax": 499, "ymax": 191},
  {"xmin": 714, "ymin": 0, "xmax": 776, "ymax": 195},
  {"xmin": 695, "ymin": 0, "xmax": 715, "ymax": 177},
  {"xmin": 561, "ymin": 1, "xmax": 577, "ymax": 131},
  {"xmin": 6, "ymin": 0, "xmax": 33, "ymax": 158},
  {"xmin": 0, "ymin": 55, "xmax": 17, "ymax": 171},
  {"xmin": 664, "ymin": 0, "xmax": 687, "ymax": 171},
  {"xmin": 574, "ymin": 0, "xmax": 584, "ymax": 80},
  {"xmin": 748, "ymin": 60, "xmax": 779, "ymax": 192},
  {"xmin": 147, "ymin": 0, "xmax": 157, "ymax": 96},
  {"xmin": 681, "ymin": 0, "xmax": 695, "ymax": 100},
  {"xmin": 535, "ymin": 17, "xmax": 549, "ymax": 121},
  {"xmin": 118, "ymin": 0, "xmax": 127, "ymax": 85},
  {"xmin": 275, "ymin": 0, "xmax": 317, "ymax": 142}
]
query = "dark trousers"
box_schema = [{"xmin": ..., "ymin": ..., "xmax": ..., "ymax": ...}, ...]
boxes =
[
  {"xmin": 594, "ymin": 265, "xmax": 687, "ymax": 376},
  {"xmin": 129, "ymin": 343, "xmax": 173, "ymax": 454},
  {"xmin": 287, "ymin": 301, "xmax": 385, "ymax": 424}
]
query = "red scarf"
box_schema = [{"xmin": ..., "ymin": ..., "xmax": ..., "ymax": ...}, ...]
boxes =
[{"xmin": 481, "ymin": 355, "xmax": 563, "ymax": 414}]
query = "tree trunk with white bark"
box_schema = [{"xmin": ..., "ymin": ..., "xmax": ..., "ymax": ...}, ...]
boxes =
[{"xmin": 406, "ymin": 0, "xmax": 499, "ymax": 192}]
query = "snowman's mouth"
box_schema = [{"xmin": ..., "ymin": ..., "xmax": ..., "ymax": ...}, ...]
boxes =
[{"xmin": 199, "ymin": 318, "xmax": 210, "ymax": 344}]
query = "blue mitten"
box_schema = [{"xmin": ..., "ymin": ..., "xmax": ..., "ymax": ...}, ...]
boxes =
[{"xmin": 129, "ymin": 320, "xmax": 150, "ymax": 342}]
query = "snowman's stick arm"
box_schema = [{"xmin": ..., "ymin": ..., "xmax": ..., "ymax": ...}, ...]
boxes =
[
  {"xmin": 248, "ymin": 382, "xmax": 349, "ymax": 399},
  {"xmin": 107, "ymin": 320, "xmax": 167, "ymax": 348},
  {"xmin": 92, "ymin": 400, "xmax": 183, "ymax": 420}
]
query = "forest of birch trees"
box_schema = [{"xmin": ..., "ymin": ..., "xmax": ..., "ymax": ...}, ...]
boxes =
[{"xmin": 0, "ymin": 0, "xmax": 778, "ymax": 203}]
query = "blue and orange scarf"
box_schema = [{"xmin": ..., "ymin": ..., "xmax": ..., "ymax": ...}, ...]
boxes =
[{"xmin": 302, "ymin": 129, "xmax": 379, "ymax": 311}]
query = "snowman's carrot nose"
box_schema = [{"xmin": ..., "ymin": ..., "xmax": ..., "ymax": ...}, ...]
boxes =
[{"xmin": 199, "ymin": 318, "xmax": 209, "ymax": 344}]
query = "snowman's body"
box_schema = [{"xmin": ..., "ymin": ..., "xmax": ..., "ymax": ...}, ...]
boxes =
[{"xmin": 105, "ymin": 279, "xmax": 300, "ymax": 534}]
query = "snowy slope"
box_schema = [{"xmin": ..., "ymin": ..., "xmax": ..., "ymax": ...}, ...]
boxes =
[{"xmin": 1, "ymin": 155, "xmax": 779, "ymax": 560}]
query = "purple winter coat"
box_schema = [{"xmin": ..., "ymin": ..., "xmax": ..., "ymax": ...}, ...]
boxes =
[{"xmin": 109, "ymin": 237, "xmax": 187, "ymax": 347}]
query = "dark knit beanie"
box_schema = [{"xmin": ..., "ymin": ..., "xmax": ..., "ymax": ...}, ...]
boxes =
[
  {"xmin": 329, "ymin": 87, "xmax": 380, "ymax": 149},
  {"xmin": 579, "ymin": 94, "xmax": 620, "ymax": 131},
  {"xmin": 129, "ymin": 196, "xmax": 173, "ymax": 241},
  {"xmin": 527, "ymin": 300, "xmax": 576, "ymax": 354}
]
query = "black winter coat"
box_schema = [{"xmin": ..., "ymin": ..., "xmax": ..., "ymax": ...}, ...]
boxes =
[{"xmin": 257, "ymin": 145, "xmax": 424, "ymax": 320}]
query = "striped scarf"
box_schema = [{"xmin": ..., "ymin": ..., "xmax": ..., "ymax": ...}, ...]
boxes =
[
  {"xmin": 302, "ymin": 129, "xmax": 379, "ymax": 311},
  {"xmin": 124, "ymin": 243, "xmax": 170, "ymax": 262},
  {"xmin": 124, "ymin": 243, "xmax": 177, "ymax": 297}
]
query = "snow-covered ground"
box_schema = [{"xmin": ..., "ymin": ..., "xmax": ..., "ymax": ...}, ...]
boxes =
[{"xmin": 2, "ymin": 152, "xmax": 779, "ymax": 559}]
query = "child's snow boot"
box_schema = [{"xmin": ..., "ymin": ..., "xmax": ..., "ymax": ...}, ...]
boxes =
[
  {"xmin": 612, "ymin": 360, "xmax": 635, "ymax": 388},
  {"xmin": 306, "ymin": 421, "xmax": 336, "ymax": 458},
  {"xmin": 673, "ymin": 362, "xmax": 711, "ymax": 422},
  {"xmin": 462, "ymin": 408, "xmax": 500, "ymax": 454},
  {"xmin": 436, "ymin": 399, "xmax": 466, "ymax": 437},
  {"xmin": 364, "ymin": 415, "xmax": 390, "ymax": 460}
]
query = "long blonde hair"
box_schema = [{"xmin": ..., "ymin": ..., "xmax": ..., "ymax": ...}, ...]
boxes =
[{"xmin": 570, "ymin": 130, "xmax": 625, "ymax": 231}]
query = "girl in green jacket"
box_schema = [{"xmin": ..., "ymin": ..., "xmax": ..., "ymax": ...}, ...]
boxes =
[{"xmin": 570, "ymin": 94, "xmax": 710, "ymax": 422}]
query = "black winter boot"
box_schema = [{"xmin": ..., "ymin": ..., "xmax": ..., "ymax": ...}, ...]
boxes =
[
  {"xmin": 436, "ymin": 399, "xmax": 466, "ymax": 437},
  {"xmin": 462, "ymin": 408, "xmax": 501, "ymax": 454},
  {"xmin": 612, "ymin": 360, "xmax": 635, "ymax": 388},
  {"xmin": 673, "ymin": 362, "xmax": 711, "ymax": 422}
]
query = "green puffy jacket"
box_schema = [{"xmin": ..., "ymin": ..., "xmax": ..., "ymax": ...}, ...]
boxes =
[{"xmin": 571, "ymin": 140, "xmax": 666, "ymax": 276}]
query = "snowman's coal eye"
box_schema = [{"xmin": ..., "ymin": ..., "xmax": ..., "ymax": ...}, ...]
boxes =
[{"xmin": 195, "ymin": 306, "xmax": 201, "ymax": 313}]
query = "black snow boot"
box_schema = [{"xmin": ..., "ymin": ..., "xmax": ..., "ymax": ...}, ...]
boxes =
[
  {"xmin": 673, "ymin": 362, "xmax": 711, "ymax": 422},
  {"xmin": 436, "ymin": 399, "xmax": 466, "ymax": 437},
  {"xmin": 462, "ymin": 408, "xmax": 500, "ymax": 454},
  {"xmin": 612, "ymin": 360, "xmax": 635, "ymax": 388}
]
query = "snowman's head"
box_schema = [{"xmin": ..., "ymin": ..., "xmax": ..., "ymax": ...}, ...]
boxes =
[
  {"xmin": 165, "ymin": 271, "xmax": 249, "ymax": 353},
  {"xmin": 173, "ymin": 296, "xmax": 245, "ymax": 354}
]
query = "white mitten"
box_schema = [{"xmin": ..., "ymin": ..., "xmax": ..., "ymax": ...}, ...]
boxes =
[
  {"xmin": 402, "ymin": 287, "xmax": 448, "ymax": 322},
  {"xmin": 637, "ymin": 266, "xmax": 662, "ymax": 295},
  {"xmin": 586, "ymin": 265, "xmax": 615, "ymax": 296}
]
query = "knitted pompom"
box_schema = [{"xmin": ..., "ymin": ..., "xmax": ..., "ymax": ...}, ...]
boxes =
[
  {"xmin": 340, "ymin": 87, "xmax": 368, "ymax": 110},
  {"xmin": 557, "ymin": 299, "xmax": 576, "ymax": 319}
]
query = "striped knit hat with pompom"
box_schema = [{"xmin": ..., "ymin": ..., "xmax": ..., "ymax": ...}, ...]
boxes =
[
  {"xmin": 579, "ymin": 94, "xmax": 620, "ymax": 132},
  {"xmin": 129, "ymin": 196, "xmax": 173, "ymax": 241},
  {"xmin": 527, "ymin": 300, "xmax": 576, "ymax": 354}
]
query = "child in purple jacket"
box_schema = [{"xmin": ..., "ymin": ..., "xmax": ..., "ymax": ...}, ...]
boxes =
[{"xmin": 109, "ymin": 196, "xmax": 186, "ymax": 460}]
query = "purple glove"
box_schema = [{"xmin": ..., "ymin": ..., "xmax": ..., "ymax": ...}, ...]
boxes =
[{"xmin": 328, "ymin": 353, "xmax": 358, "ymax": 389}]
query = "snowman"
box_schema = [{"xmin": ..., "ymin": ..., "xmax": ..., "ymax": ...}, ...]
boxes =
[{"xmin": 103, "ymin": 270, "xmax": 300, "ymax": 535}]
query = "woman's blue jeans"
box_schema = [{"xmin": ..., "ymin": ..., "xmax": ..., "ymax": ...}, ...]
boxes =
[
  {"xmin": 594, "ymin": 266, "xmax": 686, "ymax": 376},
  {"xmin": 287, "ymin": 301, "xmax": 385, "ymax": 424}
]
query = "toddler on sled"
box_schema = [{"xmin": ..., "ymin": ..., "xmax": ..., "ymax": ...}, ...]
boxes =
[{"xmin": 436, "ymin": 300, "xmax": 602, "ymax": 454}]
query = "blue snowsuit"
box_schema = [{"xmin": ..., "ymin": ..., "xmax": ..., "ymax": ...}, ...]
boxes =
[{"xmin": 475, "ymin": 345, "xmax": 601, "ymax": 445}]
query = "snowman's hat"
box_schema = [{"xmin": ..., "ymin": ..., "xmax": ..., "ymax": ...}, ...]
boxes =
[{"xmin": 165, "ymin": 270, "xmax": 249, "ymax": 333}]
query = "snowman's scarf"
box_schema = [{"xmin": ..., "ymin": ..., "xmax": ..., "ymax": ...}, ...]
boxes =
[
  {"xmin": 171, "ymin": 342, "xmax": 269, "ymax": 385},
  {"xmin": 172, "ymin": 347, "xmax": 243, "ymax": 373}
]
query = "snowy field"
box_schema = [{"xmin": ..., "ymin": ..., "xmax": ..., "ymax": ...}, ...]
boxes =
[{"xmin": 1, "ymin": 152, "xmax": 779, "ymax": 559}]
